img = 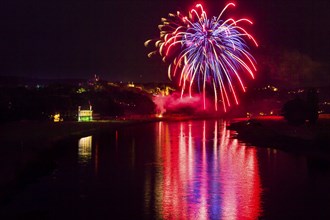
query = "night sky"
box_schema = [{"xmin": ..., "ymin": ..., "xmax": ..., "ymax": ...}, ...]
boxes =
[{"xmin": 0, "ymin": 0, "xmax": 329, "ymax": 82}]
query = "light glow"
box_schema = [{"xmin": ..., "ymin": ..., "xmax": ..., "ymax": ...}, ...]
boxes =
[{"xmin": 78, "ymin": 136, "xmax": 92, "ymax": 164}]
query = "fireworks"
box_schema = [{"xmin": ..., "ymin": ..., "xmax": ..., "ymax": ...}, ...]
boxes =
[{"xmin": 145, "ymin": 3, "xmax": 258, "ymax": 112}]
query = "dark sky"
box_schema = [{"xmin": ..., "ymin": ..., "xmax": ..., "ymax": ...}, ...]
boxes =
[{"xmin": 0, "ymin": 0, "xmax": 329, "ymax": 82}]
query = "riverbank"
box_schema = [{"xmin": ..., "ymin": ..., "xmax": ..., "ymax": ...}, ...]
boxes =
[{"xmin": 228, "ymin": 115, "xmax": 330, "ymax": 162}]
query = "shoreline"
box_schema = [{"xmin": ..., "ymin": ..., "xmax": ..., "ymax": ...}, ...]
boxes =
[{"xmin": 228, "ymin": 116, "xmax": 330, "ymax": 163}]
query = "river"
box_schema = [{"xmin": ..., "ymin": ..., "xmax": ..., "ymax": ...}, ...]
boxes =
[{"xmin": 1, "ymin": 120, "xmax": 330, "ymax": 219}]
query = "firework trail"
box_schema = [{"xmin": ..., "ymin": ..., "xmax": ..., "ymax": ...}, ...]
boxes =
[{"xmin": 145, "ymin": 3, "xmax": 258, "ymax": 112}]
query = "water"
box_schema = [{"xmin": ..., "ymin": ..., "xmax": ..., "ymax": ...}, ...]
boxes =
[{"xmin": 1, "ymin": 120, "xmax": 330, "ymax": 219}]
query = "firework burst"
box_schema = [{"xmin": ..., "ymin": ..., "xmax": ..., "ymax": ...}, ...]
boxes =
[{"xmin": 145, "ymin": 3, "xmax": 258, "ymax": 111}]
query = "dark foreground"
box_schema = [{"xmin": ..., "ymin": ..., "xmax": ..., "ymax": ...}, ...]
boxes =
[{"xmin": 0, "ymin": 120, "xmax": 133, "ymax": 203}]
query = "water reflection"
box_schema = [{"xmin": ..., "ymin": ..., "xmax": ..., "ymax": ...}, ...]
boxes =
[
  {"xmin": 145, "ymin": 120, "xmax": 262, "ymax": 219},
  {"xmin": 78, "ymin": 136, "xmax": 92, "ymax": 164}
]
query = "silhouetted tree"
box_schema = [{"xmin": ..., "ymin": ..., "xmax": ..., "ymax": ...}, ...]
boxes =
[
  {"xmin": 306, "ymin": 88, "xmax": 318, "ymax": 124},
  {"xmin": 282, "ymin": 95, "xmax": 306, "ymax": 125}
]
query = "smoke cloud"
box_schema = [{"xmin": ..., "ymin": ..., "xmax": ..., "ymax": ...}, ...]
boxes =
[{"xmin": 152, "ymin": 92, "xmax": 213, "ymax": 115}]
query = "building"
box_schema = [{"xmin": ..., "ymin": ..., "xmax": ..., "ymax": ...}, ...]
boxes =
[{"xmin": 78, "ymin": 105, "xmax": 93, "ymax": 122}]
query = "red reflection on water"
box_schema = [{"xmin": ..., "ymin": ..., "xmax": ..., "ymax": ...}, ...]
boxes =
[
  {"xmin": 149, "ymin": 120, "xmax": 262, "ymax": 219},
  {"xmin": 219, "ymin": 122, "xmax": 262, "ymax": 219}
]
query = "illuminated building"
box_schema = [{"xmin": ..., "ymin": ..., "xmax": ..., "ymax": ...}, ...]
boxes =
[
  {"xmin": 78, "ymin": 105, "xmax": 93, "ymax": 122},
  {"xmin": 127, "ymin": 82, "xmax": 135, "ymax": 87},
  {"xmin": 53, "ymin": 113, "xmax": 61, "ymax": 122}
]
